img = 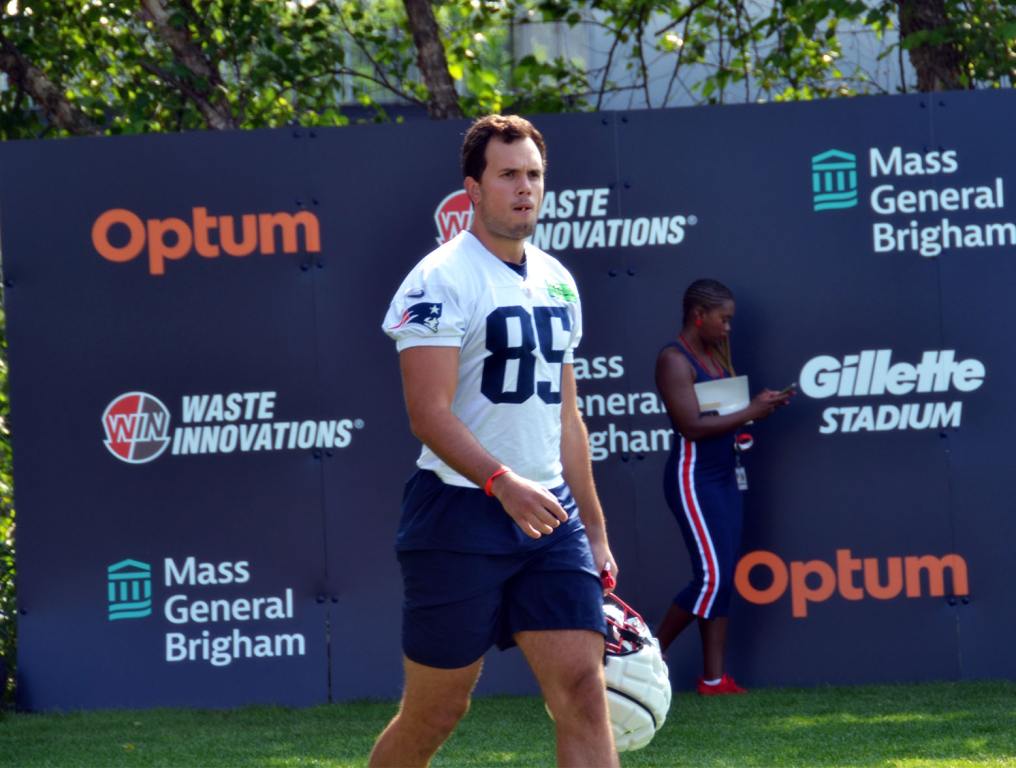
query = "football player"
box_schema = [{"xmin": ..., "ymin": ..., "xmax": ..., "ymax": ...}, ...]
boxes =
[{"xmin": 372, "ymin": 115, "xmax": 619, "ymax": 768}]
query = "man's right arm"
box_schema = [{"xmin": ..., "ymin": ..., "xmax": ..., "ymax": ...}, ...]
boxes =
[{"xmin": 400, "ymin": 345, "xmax": 568, "ymax": 539}]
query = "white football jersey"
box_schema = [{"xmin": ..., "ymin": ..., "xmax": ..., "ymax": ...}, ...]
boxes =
[{"xmin": 383, "ymin": 231, "xmax": 582, "ymax": 488}]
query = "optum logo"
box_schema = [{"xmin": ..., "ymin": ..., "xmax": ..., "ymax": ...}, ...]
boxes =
[
  {"xmin": 92, "ymin": 207, "xmax": 322, "ymax": 276},
  {"xmin": 735, "ymin": 548, "xmax": 969, "ymax": 618},
  {"xmin": 811, "ymin": 150, "xmax": 858, "ymax": 211}
]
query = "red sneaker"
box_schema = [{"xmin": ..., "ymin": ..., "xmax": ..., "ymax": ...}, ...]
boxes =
[{"xmin": 697, "ymin": 674, "xmax": 747, "ymax": 695}]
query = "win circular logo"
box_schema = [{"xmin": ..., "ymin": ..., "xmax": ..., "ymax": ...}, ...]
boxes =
[
  {"xmin": 102, "ymin": 392, "xmax": 172, "ymax": 464},
  {"xmin": 434, "ymin": 190, "xmax": 473, "ymax": 245}
]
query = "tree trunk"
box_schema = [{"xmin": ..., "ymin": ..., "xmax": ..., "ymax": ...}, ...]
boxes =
[
  {"xmin": 0, "ymin": 32, "xmax": 100, "ymax": 136},
  {"xmin": 402, "ymin": 0, "xmax": 464, "ymax": 119},
  {"xmin": 139, "ymin": 0, "xmax": 238, "ymax": 130},
  {"xmin": 897, "ymin": 0, "xmax": 966, "ymax": 91}
]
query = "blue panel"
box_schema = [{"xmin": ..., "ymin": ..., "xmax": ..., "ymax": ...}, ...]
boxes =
[
  {"xmin": 3, "ymin": 129, "xmax": 329, "ymax": 709},
  {"xmin": 928, "ymin": 91, "xmax": 1016, "ymax": 681},
  {"xmin": 306, "ymin": 120, "xmax": 462, "ymax": 701},
  {"xmin": 2, "ymin": 92, "xmax": 1014, "ymax": 710},
  {"xmin": 609, "ymin": 98, "xmax": 960, "ymax": 687}
]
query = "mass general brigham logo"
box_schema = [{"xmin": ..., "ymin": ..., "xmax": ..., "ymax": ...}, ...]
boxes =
[
  {"xmin": 811, "ymin": 150, "xmax": 858, "ymax": 211},
  {"xmin": 102, "ymin": 392, "xmax": 172, "ymax": 464},
  {"xmin": 107, "ymin": 559, "xmax": 153, "ymax": 620}
]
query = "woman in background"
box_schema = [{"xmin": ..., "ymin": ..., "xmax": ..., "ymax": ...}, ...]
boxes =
[{"xmin": 655, "ymin": 279, "xmax": 790, "ymax": 695}]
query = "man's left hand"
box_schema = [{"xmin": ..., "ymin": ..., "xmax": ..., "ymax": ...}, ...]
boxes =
[{"xmin": 589, "ymin": 539, "xmax": 618, "ymax": 594}]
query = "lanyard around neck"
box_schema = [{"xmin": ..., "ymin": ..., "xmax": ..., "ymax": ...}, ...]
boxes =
[{"xmin": 679, "ymin": 333, "xmax": 724, "ymax": 377}]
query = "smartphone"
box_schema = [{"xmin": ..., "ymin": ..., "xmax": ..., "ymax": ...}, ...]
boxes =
[{"xmin": 778, "ymin": 382, "xmax": 797, "ymax": 395}]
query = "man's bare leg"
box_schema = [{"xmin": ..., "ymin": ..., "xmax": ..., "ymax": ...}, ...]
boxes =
[
  {"xmin": 516, "ymin": 629, "xmax": 619, "ymax": 768},
  {"xmin": 369, "ymin": 655, "xmax": 483, "ymax": 768}
]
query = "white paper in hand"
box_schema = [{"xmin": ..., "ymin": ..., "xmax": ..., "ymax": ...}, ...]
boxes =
[{"xmin": 693, "ymin": 375, "xmax": 750, "ymax": 415}]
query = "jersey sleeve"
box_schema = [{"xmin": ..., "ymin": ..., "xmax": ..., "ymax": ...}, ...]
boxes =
[{"xmin": 382, "ymin": 260, "xmax": 467, "ymax": 351}]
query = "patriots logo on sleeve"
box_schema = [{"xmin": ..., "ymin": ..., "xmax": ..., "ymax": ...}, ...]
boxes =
[{"xmin": 389, "ymin": 302, "xmax": 443, "ymax": 332}]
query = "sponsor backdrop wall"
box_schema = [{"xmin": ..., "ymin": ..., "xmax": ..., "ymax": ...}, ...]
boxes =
[{"xmin": 3, "ymin": 91, "xmax": 1013, "ymax": 710}]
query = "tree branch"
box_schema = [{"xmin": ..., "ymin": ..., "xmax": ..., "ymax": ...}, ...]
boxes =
[
  {"xmin": 327, "ymin": 68, "xmax": 427, "ymax": 106},
  {"xmin": 139, "ymin": 59, "xmax": 196, "ymax": 100},
  {"xmin": 0, "ymin": 29, "xmax": 100, "ymax": 135},
  {"xmin": 896, "ymin": 0, "xmax": 965, "ymax": 91},
  {"xmin": 734, "ymin": 0, "xmax": 751, "ymax": 102},
  {"xmin": 139, "ymin": 0, "xmax": 238, "ymax": 129},
  {"xmin": 402, "ymin": 0, "xmax": 463, "ymax": 119},
  {"xmin": 636, "ymin": 10, "xmax": 652, "ymax": 108},
  {"xmin": 715, "ymin": 13, "xmax": 726, "ymax": 103},
  {"xmin": 663, "ymin": 14, "xmax": 693, "ymax": 106},
  {"xmin": 596, "ymin": 7, "xmax": 640, "ymax": 110},
  {"xmin": 337, "ymin": 12, "xmax": 427, "ymax": 107},
  {"xmin": 656, "ymin": 0, "xmax": 712, "ymax": 37}
]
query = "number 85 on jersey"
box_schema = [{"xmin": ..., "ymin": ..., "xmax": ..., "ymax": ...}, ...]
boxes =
[{"xmin": 481, "ymin": 305, "xmax": 573, "ymax": 405}]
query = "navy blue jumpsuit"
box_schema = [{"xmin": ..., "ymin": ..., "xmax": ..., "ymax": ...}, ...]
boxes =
[{"xmin": 662, "ymin": 342, "xmax": 743, "ymax": 619}]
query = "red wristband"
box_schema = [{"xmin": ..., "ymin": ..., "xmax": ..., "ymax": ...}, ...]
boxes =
[{"xmin": 484, "ymin": 466, "xmax": 511, "ymax": 497}]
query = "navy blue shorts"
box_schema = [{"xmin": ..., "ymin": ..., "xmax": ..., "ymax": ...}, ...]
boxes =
[{"xmin": 397, "ymin": 487, "xmax": 607, "ymax": 669}]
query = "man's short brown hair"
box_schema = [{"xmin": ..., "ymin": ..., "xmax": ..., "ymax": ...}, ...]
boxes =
[{"xmin": 461, "ymin": 114, "xmax": 547, "ymax": 182}]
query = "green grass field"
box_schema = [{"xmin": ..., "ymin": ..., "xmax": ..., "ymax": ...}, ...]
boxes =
[{"xmin": 1, "ymin": 681, "xmax": 1014, "ymax": 767}]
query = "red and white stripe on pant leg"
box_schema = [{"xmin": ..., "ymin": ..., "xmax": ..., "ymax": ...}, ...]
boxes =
[{"xmin": 677, "ymin": 437, "xmax": 719, "ymax": 617}]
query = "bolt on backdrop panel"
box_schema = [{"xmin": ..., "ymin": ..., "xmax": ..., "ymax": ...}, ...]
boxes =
[{"xmin": 1, "ymin": 91, "xmax": 1012, "ymax": 711}]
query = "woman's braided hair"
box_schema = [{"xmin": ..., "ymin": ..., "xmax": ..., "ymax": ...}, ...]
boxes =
[{"xmin": 683, "ymin": 279, "xmax": 735, "ymax": 375}]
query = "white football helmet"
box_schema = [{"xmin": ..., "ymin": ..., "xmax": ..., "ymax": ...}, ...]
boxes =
[{"xmin": 603, "ymin": 593, "xmax": 672, "ymax": 752}]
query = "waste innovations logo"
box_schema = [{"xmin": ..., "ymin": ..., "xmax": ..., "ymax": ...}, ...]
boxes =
[
  {"xmin": 103, "ymin": 392, "xmax": 172, "ymax": 464},
  {"xmin": 811, "ymin": 150, "xmax": 858, "ymax": 211},
  {"xmin": 434, "ymin": 190, "xmax": 473, "ymax": 244},
  {"xmin": 434, "ymin": 187, "xmax": 696, "ymax": 250},
  {"xmin": 108, "ymin": 559, "xmax": 153, "ymax": 620},
  {"xmin": 102, "ymin": 390, "xmax": 364, "ymax": 463},
  {"xmin": 810, "ymin": 145, "xmax": 1014, "ymax": 257},
  {"xmin": 105, "ymin": 556, "xmax": 308, "ymax": 668},
  {"xmin": 797, "ymin": 348, "xmax": 986, "ymax": 435}
]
